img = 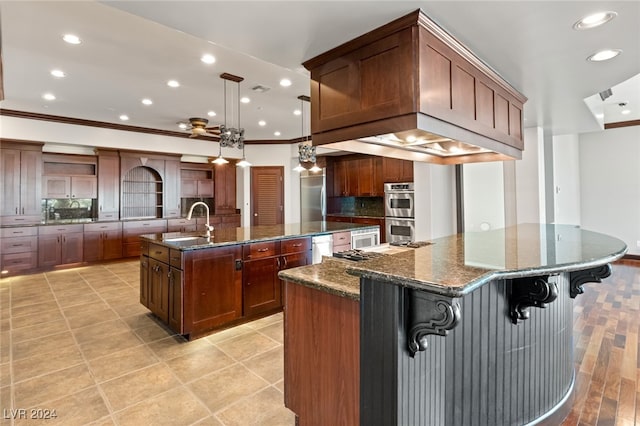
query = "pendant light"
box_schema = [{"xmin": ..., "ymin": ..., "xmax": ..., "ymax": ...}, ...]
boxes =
[
  {"xmin": 212, "ymin": 143, "xmax": 229, "ymax": 165},
  {"xmin": 294, "ymin": 95, "xmax": 316, "ymax": 172},
  {"xmin": 235, "ymin": 77, "xmax": 251, "ymax": 168}
]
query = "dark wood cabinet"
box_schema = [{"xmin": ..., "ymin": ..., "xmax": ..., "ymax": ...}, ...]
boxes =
[
  {"xmin": 167, "ymin": 218, "xmax": 197, "ymax": 233},
  {"xmin": 330, "ymin": 154, "xmax": 388, "ymax": 197},
  {"xmin": 140, "ymin": 255, "xmax": 150, "ymax": 307},
  {"xmin": 382, "ymin": 158, "xmax": 413, "ymax": 183},
  {"xmin": 38, "ymin": 224, "xmax": 84, "ymax": 267},
  {"xmin": 122, "ymin": 219, "xmax": 167, "ymax": 257},
  {"xmin": 1, "ymin": 143, "xmax": 43, "ymax": 225},
  {"xmin": 43, "ymin": 175, "xmax": 97, "ymax": 199},
  {"xmin": 163, "ymin": 159, "xmax": 181, "ymax": 218},
  {"xmin": 214, "ymin": 163, "xmax": 236, "ymax": 214},
  {"xmin": 97, "ymin": 150, "xmax": 120, "ymax": 221},
  {"xmin": 181, "ymin": 163, "xmax": 214, "ymax": 198},
  {"xmin": 168, "ymin": 266, "xmax": 183, "ymax": 333},
  {"xmin": 0, "ymin": 227, "xmax": 38, "ymax": 275},
  {"xmin": 83, "ymin": 222, "xmax": 122, "ymax": 262},
  {"xmin": 182, "ymin": 245, "xmax": 243, "ymax": 335},
  {"xmin": 243, "ymin": 256, "xmax": 281, "ymax": 317},
  {"xmin": 332, "ymin": 160, "xmax": 349, "ymax": 197},
  {"xmin": 148, "ymin": 257, "xmax": 170, "ymax": 323},
  {"xmin": 303, "ymin": 11, "xmax": 526, "ymax": 160}
]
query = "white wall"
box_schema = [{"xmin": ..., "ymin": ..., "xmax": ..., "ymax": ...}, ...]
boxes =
[
  {"xmin": 414, "ymin": 162, "xmax": 456, "ymax": 240},
  {"xmin": 515, "ymin": 127, "xmax": 545, "ymax": 224},
  {"xmin": 579, "ymin": 126, "xmax": 640, "ymax": 255},
  {"xmin": 552, "ymin": 134, "xmax": 581, "ymax": 225},
  {"xmin": 463, "ymin": 161, "xmax": 505, "ymax": 232}
]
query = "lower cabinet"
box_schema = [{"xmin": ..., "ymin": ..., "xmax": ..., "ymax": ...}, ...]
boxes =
[
  {"xmin": 122, "ymin": 219, "xmax": 167, "ymax": 257},
  {"xmin": 182, "ymin": 245, "xmax": 243, "ymax": 335},
  {"xmin": 242, "ymin": 237, "xmax": 311, "ymax": 318},
  {"xmin": 0, "ymin": 227, "xmax": 38, "ymax": 274},
  {"xmin": 139, "ymin": 236, "xmax": 311, "ymax": 338},
  {"xmin": 83, "ymin": 222, "xmax": 122, "ymax": 262},
  {"xmin": 38, "ymin": 224, "xmax": 84, "ymax": 267}
]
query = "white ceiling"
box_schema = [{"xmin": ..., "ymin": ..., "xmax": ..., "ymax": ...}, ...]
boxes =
[{"xmin": 1, "ymin": 1, "xmax": 638, "ymax": 144}]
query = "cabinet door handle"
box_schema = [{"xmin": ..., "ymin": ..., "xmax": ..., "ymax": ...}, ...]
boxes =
[
  {"xmin": 282, "ymin": 256, "xmax": 287, "ymax": 269},
  {"xmin": 12, "ymin": 244, "xmax": 24, "ymax": 247},
  {"xmin": 257, "ymin": 248, "xmax": 269, "ymax": 253},
  {"xmin": 21, "ymin": 207, "xmax": 25, "ymax": 214},
  {"xmin": 100, "ymin": 205, "xmax": 102, "ymax": 212},
  {"xmin": 292, "ymin": 243, "xmax": 302, "ymax": 247},
  {"xmin": 57, "ymin": 236, "xmax": 60, "ymax": 243},
  {"xmin": 154, "ymin": 251, "xmax": 163, "ymax": 255},
  {"xmin": 15, "ymin": 207, "xmax": 18, "ymax": 214},
  {"xmin": 276, "ymin": 257, "xmax": 281, "ymax": 269},
  {"xmin": 12, "ymin": 231, "xmax": 23, "ymax": 234}
]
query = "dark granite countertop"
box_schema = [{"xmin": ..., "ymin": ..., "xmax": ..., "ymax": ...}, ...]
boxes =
[
  {"xmin": 279, "ymin": 223, "xmax": 627, "ymax": 299},
  {"xmin": 139, "ymin": 221, "xmax": 379, "ymax": 250}
]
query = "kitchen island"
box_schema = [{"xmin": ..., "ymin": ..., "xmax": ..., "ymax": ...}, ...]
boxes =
[
  {"xmin": 138, "ymin": 221, "xmax": 377, "ymax": 339},
  {"xmin": 279, "ymin": 224, "xmax": 627, "ymax": 426}
]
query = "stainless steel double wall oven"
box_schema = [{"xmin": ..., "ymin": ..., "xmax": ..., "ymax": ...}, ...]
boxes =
[{"xmin": 384, "ymin": 182, "xmax": 415, "ymax": 243}]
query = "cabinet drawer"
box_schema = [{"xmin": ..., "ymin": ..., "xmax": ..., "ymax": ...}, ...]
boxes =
[
  {"xmin": 1, "ymin": 236, "xmax": 38, "ymax": 254},
  {"xmin": 281, "ymin": 237, "xmax": 311, "ymax": 255},
  {"xmin": 333, "ymin": 231, "xmax": 351, "ymax": 247},
  {"xmin": 123, "ymin": 220, "xmax": 167, "ymax": 235},
  {"xmin": 0, "ymin": 215, "xmax": 41, "ymax": 226},
  {"xmin": 148, "ymin": 243, "xmax": 169, "ymax": 263},
  {"xmin": 333, "ymin": 243, "xmax": 352, "ymax": 253},
  {"xmin": 243, "ymin": 241, "xmax": 278, "ymax": 260},
  {"xmin": 169, "ymin": 249, "xmax": 182, "ymax": 269},
  {"xmin": 167, "ymin": 218, "xmax": 196, "ymax": 227},
  {"xmin": 84, "ymin": 221, "xmax": 121, "ymax": 232},
  {"xmin": 1, "ymin": 251, "xmax": 38, "ymax": 272},
  {"xmin": 39, "ymin": 224, "xmax": 84, "ymax": 235},
  {"xmin": 1, "ymin": 226, "xmax": 38, "ymax": 238}
]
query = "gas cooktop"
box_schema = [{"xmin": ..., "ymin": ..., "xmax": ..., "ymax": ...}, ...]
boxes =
[
  {"xmin": 333, "ymin": 249, "xmax": 388, "ymax": 262},
  {"xmin": 389, "ymin": 241, "xmax": 433, "ymax": 248}
]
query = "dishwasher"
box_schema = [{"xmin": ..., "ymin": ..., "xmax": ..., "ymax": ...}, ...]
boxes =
[{"xmin": 311, "ymin": 234, "xmax": 333, "ymax": 264}]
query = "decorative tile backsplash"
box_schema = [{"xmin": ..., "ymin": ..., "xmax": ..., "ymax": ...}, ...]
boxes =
[{"xmin": 337, "ymin": 197, "xmax": 384, "ymax": 217}]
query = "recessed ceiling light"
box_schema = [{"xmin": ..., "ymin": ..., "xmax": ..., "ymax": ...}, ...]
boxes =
[
  {"xmin": 240, "ymin": 97, "xmax": 250, "ymax": 104},
  {"xmin": 201, "ymin": 54, "xmax": 216, "ymax": 64},
  {"xmin": 50, "ymin": 69, "xmax": 65, "ymax": 78},
  {"xmin": 596, "ymin": 113, "xmax": 604, "ymax": 119},
  {"xmin": 62, "ymin": 34, "xmax": 81, "ymax": 44},
  {"xmin": 119, "ymin": 115, "xmax": 129, "ymax": 121},
  {"xmin": 293, "ymin": 109, "xmax": 301, "ymax": 116},
  {"xmin": 207, "ymin": 111, "xmax": 217, "ymax": 117},
  {"xmin": 587, "ymin": 49, "xmax": 622, "ymax": 62},
  {"xmin": 274, "ymin": 131, "xmax": 281, "ymax": 136},
  {"xmin": 573, "ymin": 11, "xmax": 617, "ymax": 30},
  {"xmin": 178, "ymin": 123, "xmax": 188, "ymax": 129},
  {"xmin": 258, "ymin": 120, "xmax": 266, "ymax": 126},
  {"xmin": 42, "ymin": 93, "xmax": 56, "ymax": 101},
  {"xmin": 280, "ymin": 78, "xmax": 292, "ymax": 87},
  {"xmin": 141, "ymin": 98, "xmax": 153, "ymax": 106},
  {"xmin": 167, "ymin": 80, "xmax": 180, "ymax": 88},
  {"xmin": 621, "ymin": 109, "xmax": 631, "ymax": 115}
]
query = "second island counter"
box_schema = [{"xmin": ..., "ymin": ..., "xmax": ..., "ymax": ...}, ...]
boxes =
[{"xmin": 138, "ymin": 221, "xmax": 378, "ymax": 339}]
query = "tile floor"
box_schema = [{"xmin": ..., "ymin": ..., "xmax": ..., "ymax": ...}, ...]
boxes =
[{"xmin": 0, "ymin": 260, "xmax": 294, "ymax": 426}]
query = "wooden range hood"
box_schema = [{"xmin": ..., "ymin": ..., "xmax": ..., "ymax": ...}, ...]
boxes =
[{"xmin": 303, "ymin": 9, "xmax": 528, "ymax": 165}]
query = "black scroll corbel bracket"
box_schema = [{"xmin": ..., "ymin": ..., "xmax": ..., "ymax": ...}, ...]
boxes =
[
  {"xmin": 407, "ymin": 290, "xmax": 461, "ymax": 357},
  {"xmin": 508, "ymin": 275, "xmax": 558, "ymax": 324},
  {"xmin": 569, "ymin": 264, "xmax": 612, "ymax": 298}
]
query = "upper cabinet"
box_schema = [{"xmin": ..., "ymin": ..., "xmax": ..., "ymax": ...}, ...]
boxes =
[
  {"xmin": 42, "ymin": 154, "xmax": 97, "ymax": 199},
  {"xmin": 96, "ymin": 149, "xmax": 120, "ymax": 221},
  {"xmin": 214, "ymin": 163, "xmax": 237, "ymax": 215},
  {"xmin": 0, "ymin": 142, "xmax": 43, "ymax": 225},
  {"xmin": 303, "ymin": 10, "xmax": 527, "ymax": 164},
  {"xmin": 328, "ymin": 154, "xmax": 408, "ymax": 197},
  {"xmin": 382, "ymin": 158, "xmax": 413, "ymax": 183},
  {"xmin": 163, "ymin": 159, "xmax": 181, "ymax": 218},
  {"xmin": 181, "ymin": 163, "xmax": 214, "ymax": 198}
]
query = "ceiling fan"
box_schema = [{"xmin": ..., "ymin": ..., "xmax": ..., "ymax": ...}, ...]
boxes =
[{"xmin": 183, "ymin": 117, "xmax": 221, "ymax": 138}]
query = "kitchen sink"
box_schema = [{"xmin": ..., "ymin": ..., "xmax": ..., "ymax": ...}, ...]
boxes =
[{"xmin": 163, "ymin": 236, "xmax": 208, "ymax": 242}]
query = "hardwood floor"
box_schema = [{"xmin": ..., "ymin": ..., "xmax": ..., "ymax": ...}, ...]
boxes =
[{"xmin": 562, "ymin": 260, "xmax": 640, "ymax": 426}]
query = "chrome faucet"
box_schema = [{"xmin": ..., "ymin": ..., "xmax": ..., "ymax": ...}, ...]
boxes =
[{"xmin": 186, "ymin": 201, "xmax": 214, "ymax": 238}]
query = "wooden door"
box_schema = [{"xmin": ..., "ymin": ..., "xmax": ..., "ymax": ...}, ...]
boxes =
[
  {"xmin": 70, "ymin": 176, "xmax": 97, "ymax": 198},
  {"xmin": 61, "ymin": 232, "xmax": 84, "ymax": 264},
  {"xmin": 251, "ymin": 166, "xmax": 284, "ymax": 226},
  {"xmin": 97, "ymin": 153, "xmax": 120, "ymax": 220},
  {"xmin": 280, "ymin": 251, "xmax": 311, "ymax": 272},
  {"xmin": 20, "ymin": 149, "xmax": 43, "ymax": 215},
  {"xmin": 102, "ymin": 229, "xmax": 123, "ymax": 260},
  {"xmin": 243, "ymin": 257, "xmax": 281, "ymax": 317},
  {"xmin": 148, "ymin": 259, "xmax": 169, "ymax": 322},
  {"xmin": 140, "ymin": 255, "xmax": 150, "ymax": 308},
  {"xmin": 83, "ymin": 231, "xmax": 102, "ymax": 262},
  {"xmin": 168, "ymin": 267, "xmax": 183, "ymax": 333},
  {"xmin": 43, "ymin": 176, "xmax": 70, "ymax": 198},
  {"xmin": 38, "ymin": 234, "xmax": 61, "ymax": 267}
]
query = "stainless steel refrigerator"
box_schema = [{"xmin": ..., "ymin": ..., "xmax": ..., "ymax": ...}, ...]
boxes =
[{"xmin": 300, "ymin": 169, "xmax": 326, "ymax": 223}]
